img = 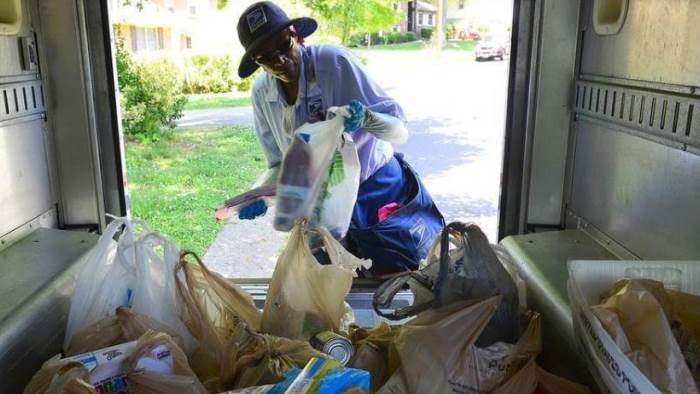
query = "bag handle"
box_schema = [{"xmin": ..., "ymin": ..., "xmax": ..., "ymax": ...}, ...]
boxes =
[
  {"xmin": 433, "ymin": 222, "xmax": 469, "ymax": 307},
  {"xmin": 372, "ymin": 270, "xmax": 435, "ymax": 320}
]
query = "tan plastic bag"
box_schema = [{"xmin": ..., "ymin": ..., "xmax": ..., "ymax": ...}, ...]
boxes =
[
  {"xmin": 592, "ymin": 279, "xmax": 700, "ymax": 394},
  {"xmin": 261, "ymin": 221, "xmax": 370, "ymax": 340},
  {"xmin": 393, "ymin": 296, "xmax": 542, "ymax": 393},
  {"xmin": 124, "ymin": 331, "xmax": 208, "ymax": 394},
  {"xmin": 23, "ymin": 357, "xmax": 96, "ymax": 394},
  {"xmin": 66, "ymin": 307, "xmax": 185, "ymax": 356},
  {"xmin": 348, "ymin": 322, "xmax": 402, "ymax": 391},
  {"xmin": 221, "ymin": 327, "xmax": 324, "ymax": 389},
  {"xmin": 175, "ymin": 251, "xmax": 263, "ymax": 392}
]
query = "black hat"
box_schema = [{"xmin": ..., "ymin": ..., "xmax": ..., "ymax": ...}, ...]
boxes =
[{"xmin": 237, "ymin": 1, "xmax": 317, "ymax": 78}]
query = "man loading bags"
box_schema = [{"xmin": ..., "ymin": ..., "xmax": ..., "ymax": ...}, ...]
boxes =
[{"xmin": 234, "ymin": 1, "xmax": 444, "ymax": 277}]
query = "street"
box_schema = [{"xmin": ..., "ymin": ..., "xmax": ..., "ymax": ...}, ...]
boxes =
[{"xmin": 188, "ymin": 50, "xmax": 510, "ymax": 277}]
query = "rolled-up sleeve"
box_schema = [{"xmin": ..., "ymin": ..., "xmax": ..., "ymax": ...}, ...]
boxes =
[{"xmin": 318, "ymin": 46, "xmax": 406, "ymax": 121}]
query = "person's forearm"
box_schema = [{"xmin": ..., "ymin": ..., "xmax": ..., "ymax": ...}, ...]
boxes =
[
  {"xmin": 252, "ymin": 166, "xmax": 280, "ymax": 188},
  {"xmin": 363, "ymin": 111, "xmax": 408, "ymax": 144}
]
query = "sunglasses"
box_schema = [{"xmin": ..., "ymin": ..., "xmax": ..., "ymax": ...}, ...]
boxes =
[{"xmin": 252, "ymin": 34, "xmax": 295, "ymax": 66}]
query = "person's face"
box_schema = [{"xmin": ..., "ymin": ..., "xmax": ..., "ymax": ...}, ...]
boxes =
[{"xmin": 252, "ymin": 29, "xmax": 300, "ymax": 83}]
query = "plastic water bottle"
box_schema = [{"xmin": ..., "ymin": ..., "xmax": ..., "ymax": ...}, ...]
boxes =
[{"xmin": 274, "ymin": 134, "xmax": 313, "ymax": 231}]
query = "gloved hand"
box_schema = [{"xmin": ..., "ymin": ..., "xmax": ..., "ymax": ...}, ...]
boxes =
[
  {"xmin": 238, "ymin": 199, "xmax": 267, "ymax": 220},
  {"xmin": 342, "ymin": 99, "xmax": 366, "ymax": 133}
]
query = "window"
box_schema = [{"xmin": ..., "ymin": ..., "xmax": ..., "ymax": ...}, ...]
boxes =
[
  {"xmin": 185, "ymin": 36, "xmax": 192, "ymax": 49},
  {"xmin": 419, "ymin": 12, "xmax": 425, "ymax": 25},
  {"xmin": 428, "ymin": 13, "xmax": 434, "ymax": 25},
  {"xmin": 459, "ymin": 0, "xmax": 465, "ymax": 9},
  {"xmin": 130, "ymin": 27, "xmax": 164, "ymax": 52},
  {"xmin": 189, "ymin": 5, "xmax": 197, "ymax": 14}
]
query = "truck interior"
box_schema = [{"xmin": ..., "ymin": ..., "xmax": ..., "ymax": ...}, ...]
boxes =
[{"xmin": 2, "ymin": 0, "xmax": 699, "ymax": 391}]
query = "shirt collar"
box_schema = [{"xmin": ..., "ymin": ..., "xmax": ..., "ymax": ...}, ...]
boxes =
[{"xmin": 264, "ymin": 46, "xmax": 308, "ymax": 103}]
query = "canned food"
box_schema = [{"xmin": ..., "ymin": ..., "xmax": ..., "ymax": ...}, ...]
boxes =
[{"xmin": 310, "ymin": 331, "xmax": 354, "ymax": 365}]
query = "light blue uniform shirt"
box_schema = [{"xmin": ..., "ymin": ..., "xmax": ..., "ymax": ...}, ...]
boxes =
[{"xmin": 251, "ymin": 44, "xmax": 406, "ymax": 186}]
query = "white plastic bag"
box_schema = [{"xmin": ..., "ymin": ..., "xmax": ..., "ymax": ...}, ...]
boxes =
[
  {"xmin": 64, "ymin": 216, "xmax": 196, "ymax": 354},
  {"xmin": 261, "ymin": 220, "xmax": 371, "ymax": 340},
  {"xmin": 274, "ymin": 108, "xmax": 361, "ymax": 238}
]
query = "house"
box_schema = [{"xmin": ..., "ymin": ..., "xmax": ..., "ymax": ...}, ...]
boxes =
[
  {"xmin": 110, "ymin": 0, "xmax": 240, "ymax": 58},
  {"xmin": 446, "ymin": 0, "xmax": 513, "ymax": 38},
  {"xmin": 393, "ymin": 1, "xmax": 437, "ymax": 37}
]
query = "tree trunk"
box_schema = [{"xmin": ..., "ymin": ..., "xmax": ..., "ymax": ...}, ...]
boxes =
[{"xmin": 434, "ymin": 0, "xmax": 445, "ymax": 50}]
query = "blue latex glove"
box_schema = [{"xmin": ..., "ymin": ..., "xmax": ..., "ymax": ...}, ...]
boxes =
[
  {"xmin": 343, "ymin": 99, "xmax": 366, "ymax": 133},
  {"xmin": 238, "ymin": 199, "xmax": 267, "ymax": 220}
]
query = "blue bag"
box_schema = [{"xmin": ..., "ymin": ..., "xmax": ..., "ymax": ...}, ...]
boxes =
[{"xmin": 346, "ymin": 154, "xmax": 444, "ymax": 277}]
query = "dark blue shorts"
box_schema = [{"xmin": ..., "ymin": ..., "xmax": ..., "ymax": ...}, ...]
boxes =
[{"xmin": 345, "ymin": 154, "xmax": 444, "ymax": 276}]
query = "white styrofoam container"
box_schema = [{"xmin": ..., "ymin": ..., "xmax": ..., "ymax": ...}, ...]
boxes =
[{"xmin": 567, "ymin": 260, "xmax": 700, "ymax": 394}]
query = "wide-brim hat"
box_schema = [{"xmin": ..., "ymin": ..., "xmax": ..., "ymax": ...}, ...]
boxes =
[{"xmin": 237, "ymin": 1, "xmax": 317, "ymax": 78}]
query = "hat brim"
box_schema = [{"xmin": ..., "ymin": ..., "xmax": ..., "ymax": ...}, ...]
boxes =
[{"xmin": 238, "ymin": 17, "xmax": 317, "ymax": 79}]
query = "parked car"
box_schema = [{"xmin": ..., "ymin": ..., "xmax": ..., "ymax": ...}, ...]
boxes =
[{"xmin": 475, "ymin": 37, "xmax": 507, "ymax": 61}]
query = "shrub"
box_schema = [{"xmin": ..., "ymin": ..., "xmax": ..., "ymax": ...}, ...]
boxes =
[
  {"xmin": 420, "ymin": 27, "xmax": 433, "ymax": 40},
  {"xmin": 404, "ymin": 32, "xmax": 417, "ymax": 42},
  {"xmin": 348, "ymin": 33, "xmax": 367, "ymax": 48},
  {"xmin": 116, "ymin": 39, "xmax": 187, "ymax": 142},
  {"xmin": 183, "ymin": 54, "xmax": 235, "ymax": 94},
  {"xmin": 386, "ymin": 31, "xmax": 402, "ymax": 44}
]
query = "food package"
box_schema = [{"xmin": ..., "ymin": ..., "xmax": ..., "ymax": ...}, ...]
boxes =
[
  {"xmin": 592, "ymin": 279, "xmax": 700, "ymax": 393},
  {"xmin": 221, "ymin": 328, "xmax": 324, "ymax": 389},
  {"xmin": 285, "ymin": 357, "xmax": 370, "ymax": 394},
  {"xmin": 261, "ymin": 221, "xmax": 370, "ymax": 340},
  {"xmin": 25, "ymin": 332, "xmax": 206, "ymax": 394},
  {"xmin": 66, "ymin": 307, "xmax": 185, "ymax": 356},
  {"xmin": 175, "ymin": 251, "xmax": 262, "ymax": 392},
  {"xmin": 391, "ymin": 297, "xmax": 541, "ymax": 393}
]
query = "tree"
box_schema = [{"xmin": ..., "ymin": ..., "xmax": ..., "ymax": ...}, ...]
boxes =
[{"xmin": 300, "ymin": 0, "xmax": 402, "ymax": 45}]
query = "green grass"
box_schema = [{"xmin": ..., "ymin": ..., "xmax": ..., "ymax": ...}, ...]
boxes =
[
  {"xmin": 183, "ymin": 94, "xmax": 252, "ymax": 111},
  {"xmin": 444, "ymin": 40, "xmax": 478, "ymax": 51},
  {"xmin": 362, "ymin": 40, "xmax": 427, "ymax": 51},
  {"xmin": 353, "ymin": 39, "xmax": 477, "ymax": 52},
  {"xmin": 125, "ymin": 125, "xmax": 266, "ymax": 256}
]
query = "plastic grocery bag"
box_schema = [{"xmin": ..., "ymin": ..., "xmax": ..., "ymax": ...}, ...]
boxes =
[
  {"xmin": 25, "ymin": 332, "xmax": 206, "ymax": 394},
  {"xmin": 392, "ymin": 296, "xmax": 541, "ymax": 394},
  {"xmin": 348, "ymin": 322, "xmax": 402, "ymax": 391},
  {"xmin": 274, "ymin": 109, "xmax": 361, "ymax": 238},
  {"xmin": 261, "ymin": 220, "xmax": 371, "ymax": 340},
  {"xmin": 592, "ymin": 279, "xmax": 699, "ymax": 394},
  {"xmin": 66, "ymin": 307, "xmax": 185, "ymax": 356},
  {"xmin": 221, "ymin": 328, "xmax": 324, "ymax": 389},
  {"xmin": 23, "ymin": 357, "xmax": 95, "ymax": 394},
  {"xmin": 374, "ymin": 222, "xmax": 519, "ymax": 347},
  {"xmin": 64, "ymin": 216, "xmax": 196, "ymax": 354},
  {"xmin": 123, "ymin": 331, "xmax": 208, "ymax": 393},
  {"xmin": 175, "ymin": 251, "xmax": 262, "ymax": 392}
]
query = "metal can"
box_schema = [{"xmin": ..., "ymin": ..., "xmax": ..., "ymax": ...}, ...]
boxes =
[{"xmin": 310, "ymin": 331, "xmax": 354, "ymax": 365}]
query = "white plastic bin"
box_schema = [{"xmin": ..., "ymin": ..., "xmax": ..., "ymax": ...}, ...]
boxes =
[{"xmin": 567, "ymin": 260, "xmax": 700, "ymax": 394}]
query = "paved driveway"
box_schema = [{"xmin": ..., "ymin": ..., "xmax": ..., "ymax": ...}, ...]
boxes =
[{"xmin": 188, "ymin": 50, "xmax": 510, "ymax": 278}]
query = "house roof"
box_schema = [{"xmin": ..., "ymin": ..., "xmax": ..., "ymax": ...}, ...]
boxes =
[{"xmin": 417, "ymin": 1, "xmax": 437, "ymax": 12}]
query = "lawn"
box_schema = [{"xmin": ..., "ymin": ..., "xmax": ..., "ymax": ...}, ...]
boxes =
[
  {"xmin": 125, "ymin": 125, "xmax": 266, "ymax": 256},
  {"xmin": 444, "ymin": 40, "xmax": 478, "ymax": 51},
  {"xmin": 183, "ymin": 94, "xmax": 252, "ymax": 110},
  {"xmin": 352, "ymin": 39, "xmax": 478, "ymax": 52},
  {"xmin": 363, "ymin": 40, "xmax": 427, "ymax": 51}
]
